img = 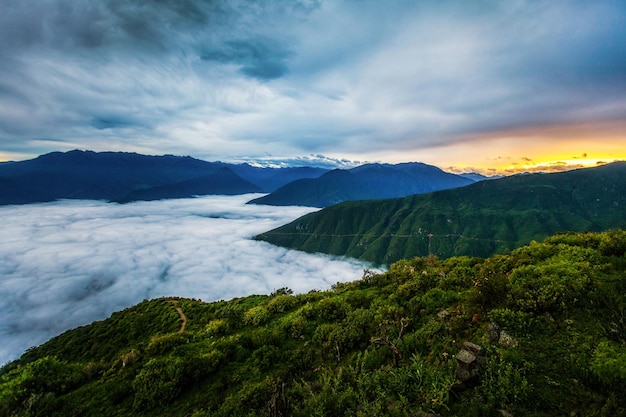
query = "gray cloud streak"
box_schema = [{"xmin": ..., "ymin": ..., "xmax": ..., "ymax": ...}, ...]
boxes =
[{"xmin": 0, "ymin": 195, "xmax": 373, "ymax": 365}]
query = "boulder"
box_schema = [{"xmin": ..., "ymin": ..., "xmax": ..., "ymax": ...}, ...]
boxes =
[
  {"xmin": 455, "ymin": 342, "xmax": 484, "ymax": 386},
  {"xmin": 498, "ymin": 331, "xmax": 519, "ymax": 347}
]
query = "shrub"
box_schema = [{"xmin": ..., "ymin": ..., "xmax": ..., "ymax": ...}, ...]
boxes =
[
  {"xmin": 598, "ymin": 230, "xmax": 626, "ymax": 257},
  {"xmin": 439, "ymin": 256, "xmax": 477, "ymax": 290},
  {"xmin": 591, "ymin": 341, "xmax": 626, "ymax": 385},
  {"xmin": 280, "ymin": 311, "xmax": 308, "ymax": 339},
  {"xmin": 132, "ymin": 351, "xmax": 223, "ymax": 411},
  {"xmin": 468, "ymin": 255, "xmax": 511, "ymax": 310},
  {"xmin": 508, "ymin": 260, "xmax": 591, "ymax": 313},
  {"xmin": 488, "ymin": 308, "xmax": 535, "ymax": 334},
  {"xmin": 205, "ymin": 319, "xmax": 230, "ymax": 336},
  {"xmin": 420, "ymin": 288, "xmax": 461, "ymax": 314},
  {"xmin": 243, "ymin": 305, "xmax": 270, "ymax": 326},
  {"xmin": 145, "ymin": 332, "xmax": 191, "ymax": 356},
  {"xmin": 252, "ymin": 345, "xmax": 282, "ymax": 372},
  {"xmin": 544, "ymin": 232, "xmax": 602, "ymax": 250},
  {"xmin": 315, "ymin": 297, "xmax": 349, "ymax": 321},
  {"xmin": 0, "ymin": 356, "xmax": 85, "ymax": 415},
  {"xmin": 479, "ymin": 356, "xmax": 531, "ymax": 409},
  {"xmin": 267, "ymin": 295, "xmax": 297, "ymax": 314},
  {"xmin": 133, "ymin": 357, "xmax": 185, "ymax": 409}
]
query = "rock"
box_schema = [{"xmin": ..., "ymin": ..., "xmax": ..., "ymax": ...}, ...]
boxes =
[
  {"xmin": 463, "ymin": 341, "xmax": 483, "ymax": 355},
  {"xmin": 456, "ymin": 349, "xmax": 476, "ymax": 365},
  {"xmin": 455, "ymin": 366, "xmax": 472, "ymax": 382},
  {"xmin": 487, "ymin": 322, "xmax": 500, "ymax": 343},
  {"xmin": 499, "ymin": 410, "xmax": 514, "ymax": 417},
  {"xmin": 451, "ymin": 381, "xmax": 466, "ymax": 392},
  {"xmin": 437, "ymin": 309, "xmax": 451, "ymax": 320},
  {"xmin": 410, "ymin": 412, "xmax": 443, "ymax": 417},
  {"xmin": 455, "ymin": 342, "xmax": 484, "ymax": 385},
  {"xmin": 498, "ymin": 331, "xmax": 519, "ymax": 347}
]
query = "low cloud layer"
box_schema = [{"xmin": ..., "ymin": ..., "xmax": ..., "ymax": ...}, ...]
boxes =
[{"xmin": 0, "ymin": 195, "xmax": 373, "ymax": 365}]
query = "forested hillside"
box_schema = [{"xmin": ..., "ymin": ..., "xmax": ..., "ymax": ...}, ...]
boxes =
[
  {"xmin": 2, "ymin": 231, "xmax": 626, "ymax": 416},
  {"xmin": 256, "ymin": 162, "xmax": 626, "ymax": 265}
]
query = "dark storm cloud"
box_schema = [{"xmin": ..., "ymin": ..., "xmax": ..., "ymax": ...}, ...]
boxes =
[
  {"xmin": 0, "ymin": 195, "xmax": 373, "ymax": 365},
  {"xmin": 90, "ymin": 116, "xmax": 143, "ymax": 130},
  {"xmin": 1, "ymin": 0, "xmax": 212, "ymax": 51},
  {"xmin": 201, "ymin": 38, "xmax": 293, "ymax": 80}
]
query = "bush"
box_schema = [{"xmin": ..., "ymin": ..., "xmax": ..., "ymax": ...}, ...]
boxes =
[
  {"xmin": 145, "ymin": 332, "xmax": 191, "ymax": 356},
  {"xmin": 267, "ymin": 295, "xmax": 297, "ymax": 314},
  {"xmin": 598, "ymin": 230, "xmax": 626, "ymax": 257},
  {"xmin": 243, "ymin": 305, "xmax": 270, "ymax": 326},
  {"xmin": 0, "ymin": 356, "xmax": 85, "ymax": 415},
  {"xmin": 479, "ymin": 356, "xmax": 531, "ymax": 409},
  {"xmin": 420, "ymin": 288, "xmax": 461, "ymax": 314},
  {"xmin": 591, "ymin": 341, "xmax": 626, "ymax": 385},
  {"xmin": 132, "ymin": 351, "xmax": 223, "ymax": 410},
  {"xmin": 469, "ymin": 255, "xmax": 511, "ymax": 310},
  {"xmin": 252, "ymin": 345, "xmax": 282, "ymax": 372},
  {"xmin": 133, "ymin": 357, "xmax": 185, "ymax": 409},
  {"xmin": 315, "ymin": 297, "xmax": 349, "ymax": 321},
  {"xmin": 205, "ymin": 319, "xmax": 230, "ymax": 336},
  {"xmin": 508, "ymin": 260, "xmax": 591, "ymax": 313},
  {"xmin": 439, "ymin": 256, "xmax": 478, "ymax": 290},
  {"xmin": 488, "ymin": 308, "xmax": 535, "ymax": 334}
]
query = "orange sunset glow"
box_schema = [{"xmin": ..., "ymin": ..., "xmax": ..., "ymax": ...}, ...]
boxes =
[{"xmin": 399, "ymin": 122, "xmax": 626, "ymax": 176}]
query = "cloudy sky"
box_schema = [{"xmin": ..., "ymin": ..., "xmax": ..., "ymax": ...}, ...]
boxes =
[
  {"xmin": 1, "ymin": 0, "xmax": 625, "ymax": 173},
  {"xmin": 0, "ymin": 195, "xmax": 373, "ymax": 365}
]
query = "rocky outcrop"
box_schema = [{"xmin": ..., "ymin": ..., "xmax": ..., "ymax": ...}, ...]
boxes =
[
  {"xmin": 453, "ymin": 341, "xmax": 485, "ymax": 390},
  {"xmin": 487, "ymin": 322, "xmax": 519, "ymax": 347}
]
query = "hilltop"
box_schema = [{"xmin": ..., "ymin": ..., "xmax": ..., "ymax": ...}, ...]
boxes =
[{"xmin": 1, "ymin": 230, "xmax": 625, "ymax": 416}]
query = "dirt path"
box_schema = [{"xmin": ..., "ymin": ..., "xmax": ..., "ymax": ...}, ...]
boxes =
[{"xmin": 168, "ymin": 300, "xmax": 187, "ymax": 333}]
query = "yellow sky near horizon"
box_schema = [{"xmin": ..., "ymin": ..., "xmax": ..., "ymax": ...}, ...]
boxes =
[{"xmin": 376, "ymin": 121, "xmax": 626, "ymax": 175}]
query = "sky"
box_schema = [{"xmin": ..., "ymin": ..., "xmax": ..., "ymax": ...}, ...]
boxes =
[
  {"xmin": 0, "ymin": 194, "xmax": 374, "ymax": 365},
  {"xmin": 0, "ymin": 0, "xmax": 625, "ymax": 174}
]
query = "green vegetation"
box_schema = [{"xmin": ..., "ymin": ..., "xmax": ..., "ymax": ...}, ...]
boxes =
[
  {"xmin": 1, "ymin": 230, "xmax": 626, "ymax": 416},
  {"xmin": 256, "ymin": 162, "xmax": 626, "ymax": 265}
]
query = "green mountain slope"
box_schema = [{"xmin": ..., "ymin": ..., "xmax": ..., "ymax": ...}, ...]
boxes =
[
  {"xmin": 2, "ymin": 231, "xmax": 626, "ymax": 416},
  {"xmin": 255, "ymin": 162, "xmax": 626, "ymax": 265}
]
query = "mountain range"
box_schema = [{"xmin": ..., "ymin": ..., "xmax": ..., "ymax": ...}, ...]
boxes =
[
  {"xmin": 0, "ymin": 150, "xmax": 328, "ymax": 205},
  {"xmin": 0, "ymin": 150, "xmax": 482, "ymax": 206},
  {"xmin": 255, "ymin": 162, "xmax": 626, "ymax": 265},
  {"xmin": 248, "ymin": 162, "xmax": 475, "ymax": 207}
]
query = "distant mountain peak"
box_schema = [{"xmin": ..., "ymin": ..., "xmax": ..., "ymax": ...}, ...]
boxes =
[{"xmin": 248, "ymin": 161, "xmax": 474, "ymax": 207}]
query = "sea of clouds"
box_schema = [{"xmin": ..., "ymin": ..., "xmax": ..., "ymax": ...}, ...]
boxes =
[{"xmin": 0, "ymin": 194, "xmax": 374, "ymax": 365}]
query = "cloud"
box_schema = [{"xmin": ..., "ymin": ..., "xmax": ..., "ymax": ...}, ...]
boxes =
[
  {"xmin": 239, "ymin": 153, "xmax": 366, "ymax": 169},
  {"xmin": 200, "ymin": 38, "xmax": 294, "ymax": 81},
  {"xmin": 0, "ymin": 195, "xmax": 374, "ymax": 365},
  {"xmin": 0, "ymin": 0, "xmax": 624, "ymax": 164}
]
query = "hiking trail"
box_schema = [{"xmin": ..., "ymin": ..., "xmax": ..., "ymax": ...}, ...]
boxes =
[{"xmin": 168, "ymin": 299, "xmax": 187, "ymax": 333}]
